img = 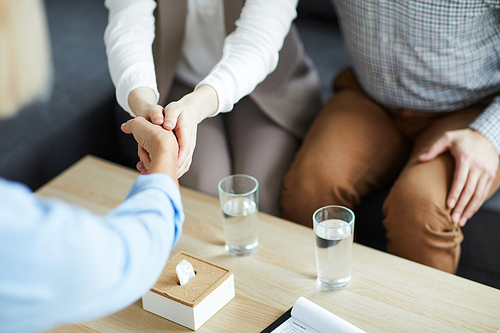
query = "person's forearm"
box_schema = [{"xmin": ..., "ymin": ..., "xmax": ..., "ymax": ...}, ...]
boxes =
[
  {"xmin": 104, "ymin": 0, "xmax": 158, "ymax": 114},
  {"xmin": 197, "ymin": 0, "xmax": 298, "ymax": 114}
]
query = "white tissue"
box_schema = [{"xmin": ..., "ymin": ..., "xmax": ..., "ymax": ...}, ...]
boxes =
[{"xmin": 176, "ymin": 259, "xmax": 195, "ymax": 286}]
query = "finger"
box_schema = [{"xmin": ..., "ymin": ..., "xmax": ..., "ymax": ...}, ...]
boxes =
[
  {"xmin": 459, "ymin": 176, "xmax": 492, "ymax": 226},
  {"xmin": 175, "ymin": 128, "xmax": 196, "ymax": 176},
  {"xmin": 175, "ymin": 146, "xmax": 189, "ymax": 178},
  {"xmin": 447, "ymin": 159, "xmax": 470, "ymax": 209},
  {"xmin": 122, "ymin": 117, "xmax": 161, "ymax": 153},
  {"xmin": 177, "ymin": 144, "xmax": 190, "ymax": 170},
  {"xmin": 144, "ymin": 105, "xmax": 164, "ymax": 125},
  {"xmin": 163, "ymin": 104, "xmax": 182, "ymax": 131},
  {"xmin": 137, "ymin": 161, "xmax": 149, "ymax": 175},
  {"xmin": 121, "ymin": 118, "xmax": 135, "ymax": 134},
  {"xmin": 451, "ymin": 168, "xmax": 480, "ymax": 224},
  {"xmin": 136, "ymin": 161, "xmax": 147, "ymax": 173},
  {"xmin": 138, "ymin": 145, "xmax": 151, "ymax": 169},
  {"xmin": 176, "ymin": 150, "xmax": 191, "ymax": 178},
  {"xmin": 176, "ymin": 153, "xmax": 192, "ymax": 178},
  {"xmin": 419, "ymin": 135, "xmax": 451, "ymax": 162},
  {"xmin": 121, "ymin": 116, "xmax": 151, "ymax": 135}
]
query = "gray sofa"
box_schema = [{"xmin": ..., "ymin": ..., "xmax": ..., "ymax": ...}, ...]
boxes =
[
  {"xmin": 1, "ymin": 0, "xmax": 497, "ymax": 290},
  {"xmin": 0, "ymin": 0, "xmax": 136, "ymax": 191}
]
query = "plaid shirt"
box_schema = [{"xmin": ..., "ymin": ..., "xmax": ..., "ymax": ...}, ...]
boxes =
[{"xmin": 332, "ymin": 0, "xmax": 500, "ymax": 153}]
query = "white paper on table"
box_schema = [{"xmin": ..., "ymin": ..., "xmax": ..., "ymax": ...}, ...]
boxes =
[
  {"xmin": 270, "ymin": 297, "xmax": 365, "ymax": 333},
  {"xmin": 176, "ymin": 259, "xmax": 195, "ymax": 286}
]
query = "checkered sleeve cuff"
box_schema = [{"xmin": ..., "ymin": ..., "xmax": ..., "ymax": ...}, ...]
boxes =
[{"xmin": 469, "ymin": 96, "xmax": 500, "ymax": 155}]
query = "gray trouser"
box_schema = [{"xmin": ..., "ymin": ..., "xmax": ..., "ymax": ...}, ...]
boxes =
[{"xmin": 168, "ymin": 80, "xmax": 300, "ymax": 216}]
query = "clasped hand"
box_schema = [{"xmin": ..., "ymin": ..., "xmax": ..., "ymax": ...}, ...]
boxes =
[
  {"xmin": 419, "ymin": 128, "xmax": 499, "ymax": 226},
  {"xmin": 121, "ymin": 117, "xmax": 179, "ymax": 183},
  {"xmin": 128, "ymin": 85, "xmax": 218, "ymax": 178}
]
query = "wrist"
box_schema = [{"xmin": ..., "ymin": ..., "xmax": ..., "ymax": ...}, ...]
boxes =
[
  {"xmin": 191, "ymin": 85, "xmax": 219, "ymax": 122},
  {"xmin": 148, "ymin": 151, "xmax": 178, "ymax": 184},
  {"xmin": 128, "ymin": 87, "xmax": 158, "ymax": 117}
]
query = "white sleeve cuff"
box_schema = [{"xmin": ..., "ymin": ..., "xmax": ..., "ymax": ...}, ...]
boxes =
[{"xmin": 115, "ymin": 61, "xmax": 160, "ymax": 116}]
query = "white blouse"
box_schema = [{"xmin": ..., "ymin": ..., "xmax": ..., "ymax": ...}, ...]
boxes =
[{"xmin": 104, "ymin": 0, "xmax": 298, "ymax": 116}]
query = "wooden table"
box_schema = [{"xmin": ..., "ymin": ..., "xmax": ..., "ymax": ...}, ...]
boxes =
[{"xmin": 38, "ymin": 155, "xmax": 500, "ymax": 333}]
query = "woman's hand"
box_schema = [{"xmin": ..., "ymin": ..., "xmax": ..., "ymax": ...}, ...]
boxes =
[
  {"xmin": 162, "ymin": 85, "xmax": 218, "ymax": 177},
  {"xmin": 128, "ymin": 87, "xmax": 165, "ymax": 125}
]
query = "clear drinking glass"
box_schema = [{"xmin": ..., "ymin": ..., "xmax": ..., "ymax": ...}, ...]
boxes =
[
  {"xmin": 313, "ymin": 205, "xmax": 355, "ymax": 291},
  {"xmin": 218, "ymin": 174, "xmax": 259, "ymax": 256}
]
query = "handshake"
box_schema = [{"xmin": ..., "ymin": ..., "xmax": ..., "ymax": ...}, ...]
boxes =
[
  {"xmin": 124, "ymin": 85, "xmax": 219, "ymax": 183},
  {"xmin": 121, "ymin": 117, "xmax": 179, "ymax": 184}
]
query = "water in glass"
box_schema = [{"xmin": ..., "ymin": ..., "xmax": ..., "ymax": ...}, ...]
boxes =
[
  {"xmin": 315, "ymin": 218, "xmax": 353, "ymax": 290},
  {"xmin": 222, "ymin": 197, "xmax": 258, "ymax": 256}
]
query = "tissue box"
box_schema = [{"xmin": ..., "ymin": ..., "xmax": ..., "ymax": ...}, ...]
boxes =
[{"xmin": 142, "ymin": 251, "xmax": 235, "ymax": 330}]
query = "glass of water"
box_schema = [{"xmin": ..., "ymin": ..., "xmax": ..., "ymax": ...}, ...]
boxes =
[
  {"xmin": 313, "ymin": 205, "xmax": 355, "ymax": 291},
  {"xmin": 218, "ymin": 174, "xmax": 259, "ymax": 256}
]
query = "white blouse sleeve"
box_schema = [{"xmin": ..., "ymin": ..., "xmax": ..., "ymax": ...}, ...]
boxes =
[
  {"xmin": 197, "ymin": 0, "xmax": 298, "ymax": 115},
  {"xmin": 104, "ymin": 0, "xmax": 298, "ymax": 116},
  {"xmin": 104, "ymin": 0, "xmax": 159, "ymax": 116}
]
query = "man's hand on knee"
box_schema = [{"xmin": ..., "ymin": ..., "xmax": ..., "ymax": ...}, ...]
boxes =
[{"xmin": 419, "ymin": 128, "xmax": 498, "ymax": 226}]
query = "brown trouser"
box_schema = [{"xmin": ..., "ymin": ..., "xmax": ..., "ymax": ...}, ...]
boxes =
[{"xmin": 281, "ymin": 68, "xmax": 500, "ymax": 273}]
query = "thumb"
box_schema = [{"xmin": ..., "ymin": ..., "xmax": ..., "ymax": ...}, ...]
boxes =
[
  {"xmin": 121, "ymin": 117, "xmax": 149, "ymax": 138},
  {"xmin": 121, "ymin": 117, "xmax": 162, "ymax": 157},
  {"xmin": 419, "ymin": 135, "xmax": 451, "ymax": 162},
  {"xmin": 145, "ymin": 105, "xmax": 164, "ymax": 125},
  {"xmin": 163, "ymin": 104, "xmax": 181, "ymax": 131},
  {"xmin": 120, "ymin": 118, "xmax": 136, "ymax": 134}
]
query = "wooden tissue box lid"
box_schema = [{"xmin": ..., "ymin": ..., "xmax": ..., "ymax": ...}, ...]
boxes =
[{"xmin": 150, "ymin": 251, "xmax": 233, "ymax": 308}]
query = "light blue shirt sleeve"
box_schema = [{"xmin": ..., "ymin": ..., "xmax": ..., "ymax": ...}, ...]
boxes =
[{"xmin": 0, "ymin": 173, "xmax": 184, "ymax": 333}]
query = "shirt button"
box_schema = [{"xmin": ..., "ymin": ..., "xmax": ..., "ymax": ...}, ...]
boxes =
[
  {"xmin": 384, "ymin": 76, "xmax": 392, "ymax": 84},
  {"xmin": 381, "ymin": 35, "xmax": 389, "ymax": 43}
]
